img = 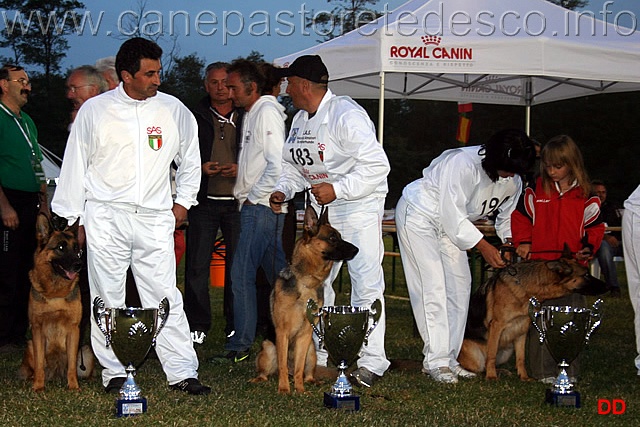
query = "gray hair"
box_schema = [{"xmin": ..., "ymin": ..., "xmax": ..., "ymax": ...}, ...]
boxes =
[
  {"xmin": 69, "ymin": 65, "xmax": 109, "ymax": 93},
  {"xmin": 95, "ymin": 56, "xmax": 118, "ymax": 85}
]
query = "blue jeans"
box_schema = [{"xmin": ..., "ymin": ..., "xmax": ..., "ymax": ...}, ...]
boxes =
[
  {"xmin": 226, "ymin": 204, "xmax": 287, "ymax": 352},
  {"xmin": 184, "ymin": 199, "xmax": 240, "ymax": 335},
  {"xmin": 596, "ymin": 238, "xmax": 622, "ymax": 289}
]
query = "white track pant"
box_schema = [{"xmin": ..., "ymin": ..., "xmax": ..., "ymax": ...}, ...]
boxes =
[
  {"xmin": 313, "ymin": 197, "xmax": 390, "ymax": 376},
  {"xmin": 85, "ymin": 201, "xmax": 199, "ymax": 387},
  {"xmin": 622, "ymin": 209, "xmax": 640, "ymax": 374},
  {"xmin": 395, "ymin": 196, "xmax": 471, "ymax": 371}
]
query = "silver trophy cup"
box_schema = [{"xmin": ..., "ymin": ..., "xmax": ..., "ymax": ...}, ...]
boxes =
[
  {"xmin": 306, "ymin": 299, "xmax": 381, "ymax": 411},
  {"xmin": 529, "ymin": 297, "xmax": 602, "ymax": 408},
  {"xmin": 93, "ymin": 296, "xmax": 169, "ymax": 417}
]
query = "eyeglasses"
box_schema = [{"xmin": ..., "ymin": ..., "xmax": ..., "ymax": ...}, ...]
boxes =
[
  {"xmin": 67, "ymin": 85, "xmax": 94, "ymax": 93},
  {"xmin": 7, "ymin": 78, "xmax": 31, "ymax": 87}
]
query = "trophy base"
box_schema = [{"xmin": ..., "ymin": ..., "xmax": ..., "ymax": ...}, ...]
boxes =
[
  {"xmin": 324, "ymin": 392, "xmax": 360, "ymax": 411},
  {"xmin": 545, "ymin": 389, "xmax": 581, "ymax": 408},
  {"xmin": 116, "ymin": 397, "xmax": 148, "ymax": 417}
]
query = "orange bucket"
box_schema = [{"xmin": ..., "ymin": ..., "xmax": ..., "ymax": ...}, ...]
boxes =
[{"xmin": 210, "ymin": 246, "xmax": 225, "ymax": 288}]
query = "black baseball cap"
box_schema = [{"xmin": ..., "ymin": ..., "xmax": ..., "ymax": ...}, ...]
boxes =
[{"xmin": 276, "ymin": 55, "xmax": 329, "ymax": 84}]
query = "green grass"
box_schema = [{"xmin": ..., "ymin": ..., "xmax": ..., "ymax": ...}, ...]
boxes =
[{"xmin": 0, "ymin": 248, "xmax": 637, "ymax": 426}]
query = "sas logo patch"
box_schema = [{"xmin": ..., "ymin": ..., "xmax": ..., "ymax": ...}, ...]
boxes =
[
  {"xmin": 148, "ymin": 135, "xmax": 162, "ymax": 151},
  {"xmin": 147, "ymin": 126, "xmax": 162, "ymax": 151}
]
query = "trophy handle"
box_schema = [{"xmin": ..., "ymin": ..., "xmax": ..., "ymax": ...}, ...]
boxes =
[
  {"xmin": 363, "ymin": 299, "xmax": 382, "ymax": 346},
  {"xmin": 93, "ymin": 296, "xmax": 111, "ymax": 347},
  {"xmin": 152, "ymin": 297, "xmax": 170, "ymax": 346},
  {"xmin": 306, "ymin": 299, "xmax": 324, "ymax": 346},
  {"xmin": 585, "ymin": 298, "xmax": 603, "ymax": 344},
  {"xmin": 528, "ymin": 297, "xmax": 546, "ymax": 343}
]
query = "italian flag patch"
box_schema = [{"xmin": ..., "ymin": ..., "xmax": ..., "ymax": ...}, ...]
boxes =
[{"xmin": 149, "ymin": 135, "xmax": 163, "ymax": 151}]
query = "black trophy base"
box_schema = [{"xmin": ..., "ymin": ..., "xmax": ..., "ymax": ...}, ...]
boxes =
[
  {"xmin": 545, "ymin": 389, "xmax": 581, "ymax": 408},
  {"xmin": 116, "ymin": 397, "xmax": 148, "ymax": 417},
  {"xmin": 324, "ymin": 392, "xmax": 360, "ymax": 411}
]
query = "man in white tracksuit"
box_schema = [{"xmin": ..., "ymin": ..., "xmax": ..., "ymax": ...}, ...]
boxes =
[
  {"xmin": 271, "ymin": 55, "xmax": 391, "ymax": 387},
  {"xmin": 52, "ymin": 38, "xmax": 210, "ymax": 395},
  {"xmin": 623, "ymin": 184, "xmax": 640, "ymax": 376},
  {"xmin": 394, "ymin": 129, "xmax": 535, "ymax": 384}
]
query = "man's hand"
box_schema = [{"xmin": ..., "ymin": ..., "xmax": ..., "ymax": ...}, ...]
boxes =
[
  {"xmin": 576, "ymin": 247, "xmax": 593, "ymax": 262},
  {"xmin": 219, "ymin": 163, "xmax": 237, "ymax": 178},
  {"xmin": 311, "ymin": 183, "xmax": 336, "ymax": 205},
  {"xmin": 172, "ymin": 203, "xmax": 188, "ymax": 230},
  {"xmin": 0, "ymin": 202, "xmax": 18, "ymax": 230},
  {"xmin": 604, "ymin": 234, "xmax": 620, "ymax": 248},
  {"xmin": 202, "ymin": 161, "xmax": 221, "ymax": 177},
  {"xmin": 269, "ymin": 191, "xmax": 286, "ymax": 213},
  {"xmin": 475, "ymin": 238, "xmax": 506, "ymax": 269}
]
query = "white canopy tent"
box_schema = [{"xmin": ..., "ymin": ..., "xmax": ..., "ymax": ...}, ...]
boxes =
[
  {"xmin": 39, "ymin": 144, "xmax": 61, "ymax": 184},
  {"xmin": 275, "ymin": 0, "xmax": 640, "ymax": 142}
]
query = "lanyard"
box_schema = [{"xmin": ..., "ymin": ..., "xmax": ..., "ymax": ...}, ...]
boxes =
[
  {"xmin": 0, "ymin": 101, "xmax": 45, "ymax": 184},
  {"xmin": 210, "ymin": 107, "xmax": 236, "ymax": 127},
  {"xmin": 0, "ymin": 101, "xmax": 36, "ymax": 155}
]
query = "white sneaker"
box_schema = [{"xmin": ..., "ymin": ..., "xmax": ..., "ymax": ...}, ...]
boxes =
[
  {"xmin": 423, "ymin": 367, "xmax": 458, "ymax": 384},
  {"xmin": 452, "ymin": 365, "xmax": 477, "ymax": 379},
  {"xmin": 191, "ymin": 331, "xmax": 206, "ymax": 345}
]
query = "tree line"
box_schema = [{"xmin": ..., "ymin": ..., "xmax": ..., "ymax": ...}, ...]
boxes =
[{"xmin": 1, "ymin": 0, "xmax": 638, "ymax": 205}]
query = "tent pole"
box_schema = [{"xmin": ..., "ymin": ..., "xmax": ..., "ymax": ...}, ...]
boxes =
[
  {"xmin": 378, "ymin": 71, "xmax": 385, "ymax": 145},
  {"xmin": 525, "ymin": 77, "xmax": 532, "ymax": 135}
]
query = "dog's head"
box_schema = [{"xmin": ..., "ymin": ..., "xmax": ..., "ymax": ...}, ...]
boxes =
[
  {"xmin": 301, "ymin": 206, "xmax": 359, "ymax": 261},
  {"xmin": 35, "ymin": 213, "xmax": 83, "ymax": 282},
  {"xmin": 545, "ymin": 256, "xmax": 608, "ymax": 296}
]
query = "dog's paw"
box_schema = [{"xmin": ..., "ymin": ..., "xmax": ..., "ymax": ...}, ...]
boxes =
[
  {"xmin": 304, "ymin": 377, "xmax": 318, "ymax": 385},
  {"xmin": 277, "ymin": 384, "xmax": 291, "ymax": 394},
  {"xmin": 249, "ymin": 375, "xmax": 268, "ymax": 384}
]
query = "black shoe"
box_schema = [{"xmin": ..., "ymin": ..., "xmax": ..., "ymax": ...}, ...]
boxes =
[
  {"xmin": 207, "ymin": 350, "xmax": 250, "ymax": 365},
  {"xmin": 350, "ymin": 367, "xmax": 381, "ymax": 388},
  {"xmin": 104, "ymin": 377, "xmax": 126, "ymax": 394},
  {"xmin": 169, "ymin": 378, "xmax": 211, "ymax": 395}
]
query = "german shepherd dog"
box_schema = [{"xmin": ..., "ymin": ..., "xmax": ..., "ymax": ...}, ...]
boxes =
[
  {"xmin": 457, "ymin": 248, "xmax": 608, "ymax": 381},
  {"xmin": 19, "ymin": 214, "xmax": 90, "ymax": 391},
  {"xmin": 251, "ymin": 206, "xmax": 359, "ymax": 394}
]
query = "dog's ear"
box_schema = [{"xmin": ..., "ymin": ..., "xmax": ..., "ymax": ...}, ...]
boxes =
[
  {"xmin": 561, "ymin": 243, "xmax": 573, "ymax": 259},
  {"xmin": 546, "ymin": 259, "xmax": 573, "ymax": 276},
  {"xmin": 318, "ymin": 207, "xmax": 329, "ymax": 226},
  {"xmin": 303, "ymin": 206, "xmax": 319, "ymax": 235},
  {"xmin": 34, "ymin": 213, "xmax": 52, "ymax": 244},
  {"xmin": 66, "ymin": 218, "xmax": 80, "ymax": 236}
]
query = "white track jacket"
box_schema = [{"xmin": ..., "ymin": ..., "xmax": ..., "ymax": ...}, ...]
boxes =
[
  {"xmin": 233, "ymin": 95, "xmax": 286, "ymax": 208},
  {"xmin": 52, "ymin": 84, "xmax": 201, "ymax": 224},
  {"xmin": 275, "ymin": 89, "xmax": 389, "ymax": 205},
  {"xmin": 402, "ymin": 146, "xmax": 521, "ymax": 250}
]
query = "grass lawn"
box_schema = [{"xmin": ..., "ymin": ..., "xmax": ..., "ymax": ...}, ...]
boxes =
[{"xmin": 0, "ymin": 243, "xmax": 637, "ymax": 426}]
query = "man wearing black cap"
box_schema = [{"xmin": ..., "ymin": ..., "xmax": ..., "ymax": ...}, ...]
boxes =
[{"xmin": 270, "ymin": 55, "xmax": 391, "ymax": 387}]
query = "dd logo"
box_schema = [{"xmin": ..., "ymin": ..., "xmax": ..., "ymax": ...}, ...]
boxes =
[{"xmin": 598, "ymin": 399, "xmax": 626, "ymax": 415}]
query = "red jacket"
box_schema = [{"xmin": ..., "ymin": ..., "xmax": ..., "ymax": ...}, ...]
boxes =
[{"xmin": 511, "ymin": 177, "xmax": 604, "ymax": 262}]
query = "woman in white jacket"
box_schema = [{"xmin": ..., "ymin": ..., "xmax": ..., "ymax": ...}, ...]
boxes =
[{"xmin": 395, "ymin": 129, "xmax": 535, "ymax": 384}]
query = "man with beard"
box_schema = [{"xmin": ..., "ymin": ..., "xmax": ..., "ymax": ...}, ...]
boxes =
[{"xmin": 0, "ymin": 64, "xmax": 49, "ymax": 352}]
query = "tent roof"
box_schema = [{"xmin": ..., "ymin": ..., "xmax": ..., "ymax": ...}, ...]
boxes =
[{"xmin": 275, "ymin": 0, "xmax": 640, "ymax": 106}]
